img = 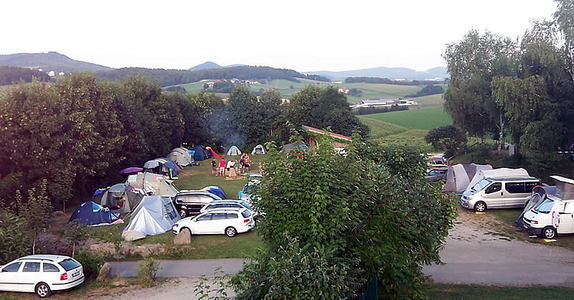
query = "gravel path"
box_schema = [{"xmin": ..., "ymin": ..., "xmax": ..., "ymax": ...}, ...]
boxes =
[{"xmin": 99, "ymin": 209, "xmax": 574, "ymax": 299}]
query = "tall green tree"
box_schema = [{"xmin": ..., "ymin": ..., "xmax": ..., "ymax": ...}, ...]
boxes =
[
  {"xmin": 443, "ymin": 30, "xmax": 517, "ymax": 148},
  {"xmin": 287, "ymin": 86, "xmax": 369, "ymax": 138},
  {"xmin": 232, "ymin": 137, "xmax": 455, "ymax": 299}
]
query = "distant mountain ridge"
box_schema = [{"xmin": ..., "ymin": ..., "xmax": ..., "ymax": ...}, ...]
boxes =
[
  {"xmin": 188, "ymin": 61, "xmax": 222, "ymax": 71},
  {"xmin": 0, "ymin": 52, "xmax": 112, "ymax": 73},
  {"xmin": 308, "ymin": 66, "xmax": 447, "ymax": 81}
]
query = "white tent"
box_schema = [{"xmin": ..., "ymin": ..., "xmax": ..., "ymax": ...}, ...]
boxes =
[
  {"xmin": 465, "ymin": 168, "xmax": 528, "ymax": 194},
  {"xmin": 167, "ymin": 147, "xmax": 193, "ymax": 167},
  {"xmin": 126, "ymin": 172, "xmax": 178, "ymax": 197},
  {"xmin": 122, "ymin": 196, "xmax": 180, "ymax": 238},
  {"xmin": 251, "ymin": 144, "xmax": 266, "ymax": 155},
  {"xmin": 227, "ymin": 146, "xmax": 242, "ymax": 156}
]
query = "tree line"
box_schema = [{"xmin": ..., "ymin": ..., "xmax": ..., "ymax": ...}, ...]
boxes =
[
  {"xmin": 94, "ymin": 65, "xmax": 330, "ymax": 87},
  {"xmin": 0, "ymin": 66, "xmax": 51, "ymax": 85},
  {"xmin": 344, "ymin": 76, "xmax": 443, "ymax": 86},
  {"xmin": 444, "ymin": 0, "xmax": 574, "ymax": 165},
  {"xmin": 0, "ymin": 74, "xmax": 367, "ymax": 211}
]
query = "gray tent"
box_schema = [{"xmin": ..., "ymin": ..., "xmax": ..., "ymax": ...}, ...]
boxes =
[
  {"xmin": 251, "ymin": 144, "xmax": 267, "ymax": 155},
  {"xmin": 167, "ymin": 147, "xmax": 193, "ymax": 167},
  {"xmin": 227, "ymin": 146, "xmax": 242, "ymax": 156},
  {"xmin": 122, "ymin": 196, "xmax": 180, "ymax": 239},
  {"xmin": 442, "ymin": 164, "xmax": 491, "ymax": 193},
  {"xmin": 126, "ymin": 172, "xmax": 178, "ymax": 197},
  {"xmin": 96, "ymin": 183, "xmax": 145, "ymax": 214}
]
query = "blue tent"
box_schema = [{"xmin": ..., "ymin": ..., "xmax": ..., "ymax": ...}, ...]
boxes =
[
  {"xmin": 143, "ymin": 158, "xmax": 179, "ymax": 179},
  {"xmin": 202, "ymin": 185, "xmax": 227, "ymax": 199},
  {"xmin": 193, "ymin": 145, "xmax": 210, "ymax": 161},
  {"xmin": 68, "ymin": 201, "xmax": 119, "ymax": 226}
]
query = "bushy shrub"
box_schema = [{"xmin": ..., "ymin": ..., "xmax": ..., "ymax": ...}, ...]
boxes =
[
  {"xmin": 425, "ymin": 125, "xmax": 467, "ymax": 157},
  {"xmin": 137, "ymin": 257, "xmax": 159, "ymax": 287},
  {"xmin": 0, "ymin": 211, "xmax": 32, "ymax": 264},
  {"xmin": 75, "ymin": 249, "xmax": 105, "ymax": 281}
]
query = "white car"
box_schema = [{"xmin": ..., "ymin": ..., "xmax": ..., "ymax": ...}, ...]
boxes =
[
  {"xmin": 0, "ymin": 255, "xmax": 84, "ymax": 298},
  {"xmin": 200, "ymin": 200, "xmax": 254, "ymax": 214},
  {"xmin": 172, "ymin": 208, "xmax": 254, "ymax": 237}
]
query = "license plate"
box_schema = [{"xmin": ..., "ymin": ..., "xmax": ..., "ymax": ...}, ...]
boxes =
[{"xmin": 72, "ymin": 271, "xmax": 80, "ymax": 278}]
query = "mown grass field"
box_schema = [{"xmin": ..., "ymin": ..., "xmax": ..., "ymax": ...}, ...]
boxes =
[{"xmin": 358, "ymin": 106, "xmax": 452, "ymax": 151}]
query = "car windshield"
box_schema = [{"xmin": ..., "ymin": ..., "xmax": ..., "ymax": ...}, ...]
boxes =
[
  {"xmin": 534, "ymin": 198, "xmax": 554, "ymax": 214},
  {"xmin": 59, "ymin": 258, "xmax": 81, "ymax": 271},
  {"xmin": 472, "ymin": 179, "xmax": 492, "ymax": 192}
]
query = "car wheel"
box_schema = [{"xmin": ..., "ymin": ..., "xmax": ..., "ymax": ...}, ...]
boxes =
[
  {"xmin": 35, "ymin": 282, "xmax": 52, "ymax": 298},
  {"xmin": 179, "ymin": 210, "xmax": 187, "ymax": 218},
  {"xmin": 225, "ymin": 226, "xmax": 237, "ymax": 237},
  {"xmin": 474, "ymin": 201, "xmax": 487, "ymax": 212},
  {"xmin": 543, "ymin": 226, "xmax": 557, "ymax": 239}
]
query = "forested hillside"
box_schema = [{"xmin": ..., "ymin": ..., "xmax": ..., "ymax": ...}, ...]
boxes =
[{"xmin": 0, "ymin": 66, "xmax": 51, "ymax": 85}]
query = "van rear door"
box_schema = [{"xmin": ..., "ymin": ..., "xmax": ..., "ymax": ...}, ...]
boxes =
[{"xmin": 558, "ymin": 201, "xmax": 574, "ymax": 234}]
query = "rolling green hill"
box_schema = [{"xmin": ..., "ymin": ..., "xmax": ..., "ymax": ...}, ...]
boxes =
[
  {"xmin": 167, "ymin": 79, "xmax": 441, "ymax": 104},
  {"xmin": 359, "ymin": 107, "xmax": 452, "ymax": 150}
]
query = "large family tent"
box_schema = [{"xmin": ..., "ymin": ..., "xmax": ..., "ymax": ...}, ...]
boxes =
[
  {"xmin": 126, "ymin": 172, "xmax": 178, "ymax": 197},
  {"xmin": 465, "ymin": 168, "xmax": 527, "ymax": 194},
  {"xmin": 227, "ymin": 146, "xmax": 242, "ymax": 156},
  {"xmin": 193, "ymin": 145, "xmax": 210, "ymax": 161},
  {"xmin": 167, "ymin": 147, "xmax": 193, "ymax": 167},
  {"xmin": 516, "ymin": 185, "xmax": 557, "ymax": 227},
  {"xmin": 122, "ymin": 196, "xmax": 180, "ymax": 238},
  {"xmin": 281, "ymin": 142, "xmax": 309, "ymax": 153},
  {"xmin": 94, "ymin": 183, "xmax": 145, "ymax": 214},
  {"xmin": 442, "ymin": 164, "xmax": 491, "ymax": 194},
  {"xmin": 251, "ymin": 144, "xmax": 266, "ymax": 155},
  {"xmin": 68, "ymin": 201, "xmax": 119, "ymax": 226},
  {"xmin": 206, "ymin": 146, "xmax": 225, "ymax": 158},
  {"xmin": 144, "ymin": 158, "xmax": 179, "ymax": 179}
]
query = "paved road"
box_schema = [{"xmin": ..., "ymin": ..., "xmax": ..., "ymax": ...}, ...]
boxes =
[{"xmin": 109, "ymin": 258, "xmax": 245, "ymax": 278}]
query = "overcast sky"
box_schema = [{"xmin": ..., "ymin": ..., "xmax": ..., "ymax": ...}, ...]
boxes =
[{"xmin": 0, "ymin": 0, "xmax": 558, "ymax": 72}]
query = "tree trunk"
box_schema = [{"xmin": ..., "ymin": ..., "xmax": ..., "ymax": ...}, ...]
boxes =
[
  {"xmin": 72, "ymin": 243, "xmax": 76, "ymax": 258},
  {"xmin": 32, "ymin": 233, "xmax": 37, "ymax": 255},
  {"xmin": 497, "ymin": 112, "xmax": 504, "ymax": 154}
]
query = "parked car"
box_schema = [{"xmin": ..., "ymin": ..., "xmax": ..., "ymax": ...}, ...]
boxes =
[
  {"xmin": 521, "ymin": 175, "xmax": 574, "ymax": 239},
  {"xmin": 460, "ymin": 177, "xmax": 540, "ymax": 212},
  {"xmin": 172, "ymin": 208, "xmax": 255, "ymax": 237},
  {"xmin": 173, "ymin": 190, "xmax": 222, "ymax": 218},
  {"xmin": 248, "ymin": 173, "xmax": 263, "ymax": 183},
  {"xmin": 201, "ymin": 200, "xmax": 263, "ymax": 222},
  {"xmin": 0, "ymin": 255, "xmax": 84, "ymax": 298},
  {"xmin": 425, "ymin": 168, "xmax": 447, "ymax": 182}
]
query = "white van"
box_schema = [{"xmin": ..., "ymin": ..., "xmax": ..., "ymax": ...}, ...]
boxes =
[
  {"xmin": 521, "ymin": 176, "xmax": 574, "ymax": 239},
  {"xmin": 460, "ymin": 177, "xmax": 540, "ymax": 212}
]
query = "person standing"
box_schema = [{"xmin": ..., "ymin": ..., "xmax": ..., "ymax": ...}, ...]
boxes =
[
  {"xmin": 218, "ymin": 158, "xmax": 226, "ymax": 176},
  {"xmin": 211, "ymin": 159, "xmax": 217, "ymax": 175}
]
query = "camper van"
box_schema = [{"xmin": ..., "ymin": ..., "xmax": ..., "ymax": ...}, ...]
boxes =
[
  {"xmin": 521, "ymin": 176, "xmax": 574, "ymax": 239},
  {"xmin": 460, "ymin": 177, "xmax": 540, "ymax": 212}
]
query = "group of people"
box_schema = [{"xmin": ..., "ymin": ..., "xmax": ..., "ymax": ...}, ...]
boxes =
[{"xmin": 211, "ymin": 153, "xmax": 251, "ymax": 178}]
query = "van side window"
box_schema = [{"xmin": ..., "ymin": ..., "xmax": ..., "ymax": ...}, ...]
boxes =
[
  {"xmin": 505, "ymin": 183, "xmax": 525, "ymax": 194},
  {"xmin": 485, "ymin": 182, "xmax": 502, "ymax": 194},
  {"xmin": 524, "ymin": 182, "xmax": 538, "ymax": 193}
]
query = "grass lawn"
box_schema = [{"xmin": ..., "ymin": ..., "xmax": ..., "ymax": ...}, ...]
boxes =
[{"xmin": 429, "ymin": 284, "xmax": 574, "ymax": 300}]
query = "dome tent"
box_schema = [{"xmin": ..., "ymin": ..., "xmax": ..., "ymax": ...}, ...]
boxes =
[
  {"xmin": 122, "ymin": 196, "xmax": 180, "ymax": 239},
  {"xmin": 68, "ymin": 201, "xmax": 119, "ymax": 226},
  {"xmin": 251, "ymin": 144, "xmax": 266, "ymax": 155},
  {"xmin": 226, "ymin": 145, "xmax": 242, "ymax": 156}
]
